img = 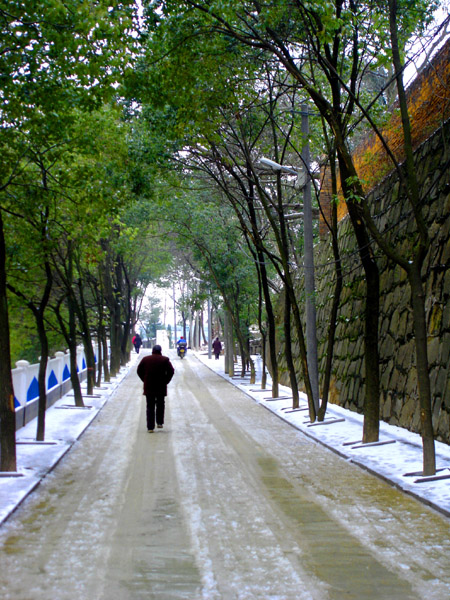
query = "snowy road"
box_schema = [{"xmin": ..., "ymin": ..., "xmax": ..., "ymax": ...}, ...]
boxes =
[{"xmin": 0, "ymin": 352, "xmax": 449, "ymax": 600}]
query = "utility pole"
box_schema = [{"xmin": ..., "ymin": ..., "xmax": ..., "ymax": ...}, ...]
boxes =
[{"xmin": 259, "ymin": 103, "xmax": 320, "ymax": 413}]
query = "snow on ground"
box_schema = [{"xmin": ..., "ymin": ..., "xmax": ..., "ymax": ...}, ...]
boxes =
[
  {"xmin": 0, "ymin": 350, "xmax": 449, "ymax": 527},
  {"xmin": 0, "ymin": 364, "xmax": 132, "ymax": 526},
  {"xmin": 197, "ymin": 352, "xmax": 450, "ymax": 520}
]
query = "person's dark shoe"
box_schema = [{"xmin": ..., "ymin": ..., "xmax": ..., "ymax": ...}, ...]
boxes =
[{"xmin": 157, "ymin": 424, "xmax": 163, "ymax": 429}]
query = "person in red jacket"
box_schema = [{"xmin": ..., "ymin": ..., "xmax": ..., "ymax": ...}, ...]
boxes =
[{"xmin": 137, "ymin": 345, "xmax": 175, "ymax": 432}]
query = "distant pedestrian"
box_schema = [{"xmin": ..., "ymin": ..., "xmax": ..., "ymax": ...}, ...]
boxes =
[
  {"xmin": 212, "ymin": 336, "xmax": 222, "ymax": 360},
  {"xmin": 133, "ymin": 333, "xmax": 142, "ymax": 354},
  {"xmin": 137, "ymin": 345, "xmax": 175, "ymax": 432}
]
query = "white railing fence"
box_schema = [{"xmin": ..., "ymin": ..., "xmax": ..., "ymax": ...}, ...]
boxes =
[{"xmin": 12, "ymin": 345, "xmax": 101, "ymax": 431}]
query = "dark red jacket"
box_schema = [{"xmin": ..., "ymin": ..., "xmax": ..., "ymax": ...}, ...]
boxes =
[{"xmin": 137, "ymin": 354, "xmax": 175, "ymax": 397}]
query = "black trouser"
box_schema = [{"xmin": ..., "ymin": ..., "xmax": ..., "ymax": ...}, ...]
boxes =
[{"xmin": 146, "ymin": 394, "xmax": 165, "ymax": 430}]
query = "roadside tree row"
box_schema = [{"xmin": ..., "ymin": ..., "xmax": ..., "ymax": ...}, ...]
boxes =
[{"xmin": 126, "ymin": 0, "xmax": 449, "ymax": 475}]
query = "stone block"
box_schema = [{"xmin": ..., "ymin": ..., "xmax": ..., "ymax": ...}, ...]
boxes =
[
  {"xmin": 411, "ymin": 405, "xmax": 422, "ymax": 432},
  {"xmin": 390, "ymin": 308, "xmax": 400, "ymax": 334},
  {"xmin": 379, "ymin": 342, "xmax": 390, "ymax": 367},
  {"xmin": 400, "ymin": 396, "xmax": 416, "ymax": 423},
  {"xmin": 436, "ymin": 411, "xmax": 449, "ymax": 442},
  {"xmin": 393, "ymin": 395, "xmax": 404, "ymax": 420},
  {"xmin": 382, "ymin": 393, "xmax": 392, "ymax": 419},
  {"xmin": 395, "ymin": 340, "xmax": 412, "ymax": 371},
  {"xmin": 439, "ymin": 332, "xmax": 450, "ymax": 366},
  {"xmin": 434, "ymin": 365, "xmax": 448, "ymax": 399},
  {"xmin": 380, "ymin": 267, "xmax": 394, "ymax": 292},
  {"xmin": 427, "ymin": 336, "xmax": 441, "ymax": 366},
  {"xmin": 379, "ymin": 315, "xmax": 390, "ymax": 337},
  {"xmin": 397, "ymin": 310, "xmax": 410, "ymax": 339},
  {"xmin": 380, "ymin": 361, "xmax": 392, "ymax": 389},
  {"xmin": 405, "ymin": 366, "xmax": 418, "ymax": 398},
  {"xmin": 428, "ymin": 302, "xmax": 443, "ymax": 335},
  {"xmin": 443, "ymin": 268, "xmax": 450, "ymax": 296},
  {"xmin": 354, "ymin": 336, "xmax": 364, "ymax": 358},
  {"xmin": 443, "ymin": 373, "xmax": 450, "ymax": 411}
]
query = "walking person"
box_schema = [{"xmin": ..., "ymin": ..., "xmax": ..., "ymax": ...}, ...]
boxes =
[
  {"xmin": 137, "ymin": 345, "xmax": 175, "ymax": 432},
  {"xmin": 133, "ymin": 333, "xmax": 142, "ymax": 354},
  {"xmin": 212, "ymin": 336, "xmax": 222, "ymax": 360}
]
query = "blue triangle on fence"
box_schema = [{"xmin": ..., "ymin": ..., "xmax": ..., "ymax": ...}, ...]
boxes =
[
  {"xmin": 26, "ymin": 377, "xmax": 39, "ymax": 402},
  {"xmin": 63, "ymin": 365, "xmax": 70, "ymax": 381},
  {"xmin": 47, "ymin": 370, "xmax": 58, "ymax": 389}
]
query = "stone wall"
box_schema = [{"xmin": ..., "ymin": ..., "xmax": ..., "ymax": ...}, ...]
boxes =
[
  {"xmin": 275, "ymin": 119, "xmax": 450, "ymax": 443},
  {"xmin": 320, "ymin": 40, "xmax": 450, "ymax": 232}
]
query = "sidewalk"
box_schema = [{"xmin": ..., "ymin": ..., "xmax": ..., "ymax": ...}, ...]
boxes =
[
  {"xmin": 197, "ymin": 352, "xmax": 450, "ymax": 519},
  {"xmin": 1, "ymin": 350, "xmax": 449, "ymax": 526},
  {"xmin": 0, "ymin": 360, "xmax": 137, "ymax": 525}
]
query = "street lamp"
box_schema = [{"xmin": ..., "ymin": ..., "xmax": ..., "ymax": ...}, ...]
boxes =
[
  {"xmin": 258, "ymin": 107, "xmax": 320, "ymax": 412},
  {"xmin": 259, "ymin": 157, "xmax": 298, "ymax": 175}
]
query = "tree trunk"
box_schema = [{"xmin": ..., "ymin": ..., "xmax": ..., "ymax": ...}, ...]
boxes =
[
  {"xmin": 225, "ymin": 311, "xmax": 234, "ymax": 376},
  {"xmin": 0, "ymin": 212, "xmax": 16, "ymax": 472},
  {"xmin": 245, "ymin": 186, "xmax": 280, "ymax": 397},
  {"xmin": 201, "ymin": 309, "xmax": 208, "ymax": 345},
  {"xmin": 284, "ymin": 289, "xmax": 300, "ymax": 408},
  {"xmin": 224, "ymin": 312, "xmax": 230, "ymax": 375},
  {"xmin": 76, "ymin": 279, "xmax": 96, "ymax": 395},
  {"xmin": 362, "ymin": 265, "xmax": 380, "ymax": 443},
  {"xmin": 68, "ymin": 342, "xmax": 84, "ymax": 407},
  {"xmin": 388, "ymin": 0, "xmax": 435, "ymax": 474},
  {"xmin": 35, "ymin": 313, "xmax": 49, "ymax": 442},
  {"xmin": 8, "ymin": 239, "xmax": 54, "ymax": 442},
  {"xmin": 120, "ymin": 319, "xmax": 131, "ymax": 366},
  {"xmin": 67, "ymin": 292, "xmax": 84, "ymax": 407},
  {"xmin": 33, "ymin": 260, "xmax": 53, "ymax": 442},
  {"xmin": 102, "ymin": 330, "xmax": 110, "ymax": 383},
  {"xmin": 238, "ymin": 338, "xmax": 246, "ymax": 377},
  {"xmin": 94, "ymin": 284, "xmax": 105, "ymax": 387},
  {"xmin": 106, "ymin": 276, "xmax": 122, "ymax": 377},
  {"xmin": 318, "ymin": 174, "xmax": 343, "ymax": 421},
  {"xmin": 339, "ymin": 156, "xmax": 380, "ymax": 443},
  {"xmin": 100, "ymin": 251, "xmax": 121, "ymax": 377},
  {"xmin": 228, "ymin": 315, "xmax": 235, "ymax": 376},
  {"xmin": 96, "ymin": 335, "xmax": 103, "ymax": 387},
  {"xmin": 110, "ymin": 312, "xmax": 122, "ymax": 377},
  {"xmin": 275, "ymin": 176, "xmax": 315, "ymax": 419},
  {"xmin": 181, "ymin": 310, "xmax": 187, "ymax": 340},
  {"xmin": 258, "ymin": 253, "xmax": 279, "ymax": 397},
  {"xmin": 408, "ymin": 264, "xmax": 436, "ymax": 475},
  {"xmin": 261, "ymin": 330, "xmax": 267, "ymax": 390},
  {"xmin": 83, "ymin": 339, "xmax": 96, "ymax": 396}
]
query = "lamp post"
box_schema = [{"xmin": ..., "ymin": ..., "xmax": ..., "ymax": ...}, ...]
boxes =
[{"xmin": 259, "ymin": 106, "xmax": 320, "ymax": 412}]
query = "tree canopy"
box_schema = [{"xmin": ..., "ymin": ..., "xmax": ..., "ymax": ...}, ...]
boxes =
[{"xmin": 1, "ymin": 0, "xmax": 448, "ymax": 474}]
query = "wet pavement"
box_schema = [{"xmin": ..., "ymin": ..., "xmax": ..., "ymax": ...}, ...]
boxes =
[{"xmin": 0, "ymin": 352, "xmax": 449, "ymax": 599}]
